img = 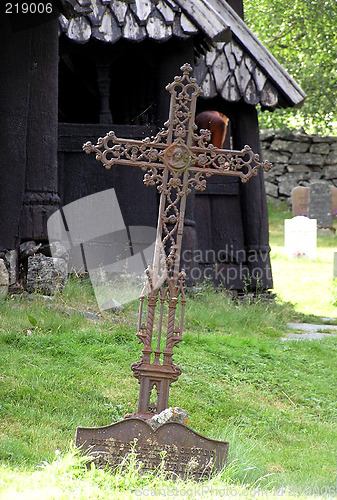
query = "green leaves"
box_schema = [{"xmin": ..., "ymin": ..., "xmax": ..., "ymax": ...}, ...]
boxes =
[
  {"xmin": 27, "ymin": 315, "xmax": 38, "ymax": 327},
  {"xmin": 245, "ymin": 0, "xmax": 337, "ymax": 133}
]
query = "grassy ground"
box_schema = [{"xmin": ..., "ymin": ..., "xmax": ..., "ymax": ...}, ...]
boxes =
[
  {"xmin": 1, "ymin": 203, "xmax": 337, "ymax": 499},
  {"xmin": 268, "ymin": 201, "xmax": 337, "ymax": 318}
]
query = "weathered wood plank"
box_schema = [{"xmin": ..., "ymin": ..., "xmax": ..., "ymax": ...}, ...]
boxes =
[
  {"xmin": 254, "ymin": 66, "xmax": 267, "ymax": 92},
  {"xmin": 224, "ymin": 42, "xmax": 236, "ymax": 71},
  {"xmin": 261, "ymin": 81, "xmax": 278, "ymax": 108},
  {"xmin": 221, "ymin": 74, "xmax": 240, "ymax": 101},
  {"xmin": 194, "ymin": 57, "xmax": 208, "ymax": 83},
  {"xmin": 244, "ymin": 78, "xmax": 259, "ymax": 106},
  {"xmin": 213, "ymin": 52, "xmax": 229, "ymax": 93},
  {"xmin": 156, "ymin": 0, "xmax": 175, "ymax": 24},
  {"xmin": 180, "ymin": 13, "xmax": 199, "ymax": 34},
  {"xmin": 200, "ymin": 70, "xmax": 217, "ymax": 98},
  {"xmin": 88, "ymin": 0, "xmax": 107, "ymax": 27},
  {"xmin": 58, "ymin": 124, "xmax": 157, "ymax": 152},
  {"xmin": 59, "ymin": 14, "xmax": 69, "ymax": 31},
  {"xmin": 93, "ymin": 11, "xmax": 121, "ymax": 43},
  {"xmin": 205, "ymin": 46, "xmax": 218, "ymax": 67},
  {"xmin": 77, "ymin": 0, "xmax": 92, "ymax": 6},
  {"xmin": 67, "ymin": 17, "xmax": 91, "ymax": 42},
  {"xmin": 131, "ymin": 0, "xmax": 152, "ymax": 24},
  {"xmin": 146, "ymin": 10, "xmax": 172, "ymax": 40},
  {"xmin": 174, "ymin": 0, "xmax": 230, "ymax": 42},
  {"xmin": 123, "ymin": 10, "xmax": 146, "ymax": 40},
  {"xmin": 110, "ymin": 1, "xmax": 128, "ymax": 25},
  {"xmin": 172, "ymin": 14, "xmax": 190, "ymax": 38},
  {"xmin": 244, "ymin": 54, "xmax": 255, "ymax": 73},
  {"xmin": 234, "ymin": 58, "xmax": 251, "ymax": 94},
  {"xmin": 231, "ymin": 40, "xmax": 243, "ymax": 64}
]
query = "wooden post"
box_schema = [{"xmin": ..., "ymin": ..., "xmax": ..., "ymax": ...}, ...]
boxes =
[
  {"xmin": 0, "ymin": 16, "xmax": 30, "ymax": 250},
  {"xmin": 19, "ymin": 17, "xmax": 60, "ymax": 241},
  {"xmin": 233, "ymin": 102, "xmax": 272, "ymax": 289}
]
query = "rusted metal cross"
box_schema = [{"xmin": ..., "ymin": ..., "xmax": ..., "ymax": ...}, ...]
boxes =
[{"xmin": 83, "ymin": 63, "xmax": 271, "ymax": 419}]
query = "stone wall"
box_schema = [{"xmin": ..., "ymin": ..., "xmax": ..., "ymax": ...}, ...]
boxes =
[{"xmin": 260, "ymin": 130, "xmax": 337, "ymax": 202}]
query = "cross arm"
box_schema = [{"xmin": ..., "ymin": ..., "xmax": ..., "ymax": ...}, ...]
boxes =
[
  {"xmin": 83, "ymin": 130, "xmax": 169, "ymax": 171},
  {"xmin": 83, "ymin": 129, "xmax": 272, "ymax": 186},
  {"xmin": 189, "ymin": 139, "xmax": 272, "ymax": 184}
]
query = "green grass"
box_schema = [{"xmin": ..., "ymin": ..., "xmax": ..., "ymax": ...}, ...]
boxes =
[
  {"xmin": 268, "ymin": 201, "xmax": 337, "ymax": 318},
  {"xmin": 1, "ymin": 205, "xmax": 337, "ymax": 498}
]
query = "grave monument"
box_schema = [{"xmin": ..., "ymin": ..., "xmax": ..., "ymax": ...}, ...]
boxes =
[
  {"xmin": 76, "ymin": 64, "xmax": 272, "ymax": 478},
  {"xmin": 292, "ymin": 182, "xmax": 337, "ymax": 234},
  {"xmin": 308, "ymin": 181, "xmax": 333, "ymax": 230},
  {"xmin": 291, "ymin": 186, "xmax": 309, "ymax": 217},
  {"xmin": 284, "ymin": 216, "xmax": 317, "ymax": 260}
]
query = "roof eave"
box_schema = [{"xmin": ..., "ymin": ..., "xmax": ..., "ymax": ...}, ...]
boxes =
[
  {"xmin": 207, "ymin": 0, "xmax": 307, "ymax": 108},
  {"xmin": 174, "ymin": 0, "xmax": 231, "ymax": 42}
]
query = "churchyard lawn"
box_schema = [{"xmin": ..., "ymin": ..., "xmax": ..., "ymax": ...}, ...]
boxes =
[
  {"xmin": 268, "ymin": 201, "xmax": 337, "ymax": 318},
  {"xmin": 0, "ymin": 201, "xmax": 337, "ymax": 499}
]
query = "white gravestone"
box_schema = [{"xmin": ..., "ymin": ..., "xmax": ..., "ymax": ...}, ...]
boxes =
[
  {"xmin": 333, "ymin": 252, "xmax": 337, "ymax": 279},
  {"xmin": 284, "ymin": 216, "xmax": 317, "ymax": 260}
]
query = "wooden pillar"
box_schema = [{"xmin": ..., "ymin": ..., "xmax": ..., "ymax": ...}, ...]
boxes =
[
  {"xmin": 19, "ymin": 17, "xmax": 60, "ymax": 241},
  {"xmin": 232, "ymin": 101, "xmax": 273, "ymax": 290},
  {"xmin": 96, "ymin": 63, "xmax": 112, "ymax": 124},
  {"xmin": 0, "ymin": 15, "xmax": 30, "ymax": 250}
]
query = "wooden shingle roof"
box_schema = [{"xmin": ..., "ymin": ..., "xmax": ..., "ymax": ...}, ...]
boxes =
[
  {"xmin": 59, "ymin": 0, "xmax": 306, "ymax": 110},
  {"xmin": 195, "ymin": 40, "xmax": 284, "ymax": 110},
  {"xmin": 59, "ymin": 0, "xmax": 230, "ymax": 43}
]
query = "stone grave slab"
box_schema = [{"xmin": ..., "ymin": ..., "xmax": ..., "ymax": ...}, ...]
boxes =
[
  {"xmin": 333, "ymin": 252, "xmax": 337, "ymax": 279},
  {"xmin": 0, "ymin": 259, "xmax": 9, "ymax": 298},
  {"xmin": 282, "ymin": 332, "xmax": 336, "ymax": 341},
  {"xmin": 76, "ymin": 418, "xmax": 229, "ymax": 480},
  {"xmin": 281, "ymin": 322, "xmax": 337, "ymax": 341},
  {"xmin": 26, "ymin": 254, "xmax": 68, "ymax": 295},
  {"xmin": 331, "ymin": 186, "xmax": 337, "ymax": 217},
  {"xmin": 308, "ymin": 181, "xmax": 332, "ymax": 228},
  {"xmin": 291, "ymin": 186, "xmax": 309, "ymax": 217},
  {"xmin": 292, "ymin": 185, "xmax": 337, "ymax": 222},
  {"xmin": 284, "ymin": 216, "xmax": 317, "ymax": 260}
]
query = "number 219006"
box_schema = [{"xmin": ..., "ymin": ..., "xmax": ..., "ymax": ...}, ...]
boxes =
[{"xmin": 5, "ymin": 3, "xmax": 53, "ymax": 14}]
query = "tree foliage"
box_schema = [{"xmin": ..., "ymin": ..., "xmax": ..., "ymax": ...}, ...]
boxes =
[{"xmin": 244, "ymin": 0, "xmax": 337, "ymax": 133}]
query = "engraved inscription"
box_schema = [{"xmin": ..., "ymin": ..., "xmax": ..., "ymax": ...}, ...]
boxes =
[
  {"xmin": 75, "ymin": 419, "xmax": 228, "ymax": 480},
  {"xmin": 90, "ymin": 437, "xmax": 216, "ymax": 478}
]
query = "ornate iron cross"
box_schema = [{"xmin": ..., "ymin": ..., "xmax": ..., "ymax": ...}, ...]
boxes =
[{"xmin": 83, "ymin": 63, "xmax": 271, "ymax": 419}]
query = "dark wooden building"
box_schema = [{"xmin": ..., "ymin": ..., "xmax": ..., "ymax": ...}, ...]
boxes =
[{"xmin": 0, "ymin": 0, "xmax": 305, "ymax": 290}]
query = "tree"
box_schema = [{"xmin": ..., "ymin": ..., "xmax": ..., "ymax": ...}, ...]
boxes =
[{"xmin": 244, "ymin": 0, "xmax": 337, "ymax": 133}]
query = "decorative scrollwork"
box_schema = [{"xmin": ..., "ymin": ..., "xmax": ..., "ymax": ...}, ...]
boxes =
[
  {"xmin": 187, "ymin": 172, "xmax": 207, "ymax": 192},
  {"xmin": 83, "ymin": 64, "xmax": 273, "ymax": 417},
  {"xmin": 143, "ymin": 167, "xmax": 163, "ymax": 188}
]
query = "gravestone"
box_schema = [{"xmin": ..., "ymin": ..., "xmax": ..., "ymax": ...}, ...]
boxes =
[
  {"xmin": 4, "ymin": 249, "xmax": 18, "ymax": 286},
  {"xmin": 75, "ymin": 64, "xmax": 271, "ymax": 479},
  {"xmin": 292, "ymin": 183, "xmax": 337, "ymax": 232},
  {"xmin": 333, "ymin": 252, "xmax": 337, "ymax": 279},
  {"xmin": 291, "ymin": 186, "xmax": 309, "ymax": 217},
  {"xmin": 331, "ymin": 186, "xmax": 337, "ymax": 217},
  {"xmin": 0, "ymin": 259, "xmax": 9, "ymax": 298},
  {"xmin": 26, "ymin": 254, "xmax": 68, "ymax": 295},
  {"xmin": 308, "ymin": 181, "xmax": 333, "ymax": 228},
  {"xmin": 76, "ymin": 418, "xmax": 228, "ymax": 480},
  {"xmin": 284, "ymin": 216, "xmax": 317, "ymax": 260}
]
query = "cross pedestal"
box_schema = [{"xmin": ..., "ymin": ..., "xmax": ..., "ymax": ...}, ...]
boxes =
[{"xmin": 83, "ymin": 63, "xmax": 271, "ymax": 420}]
